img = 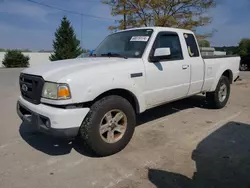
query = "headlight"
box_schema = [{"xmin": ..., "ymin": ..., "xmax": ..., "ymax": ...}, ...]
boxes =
[{"xmin": 42, "ymin": 82, "xmax": 71, "ymax": 100}]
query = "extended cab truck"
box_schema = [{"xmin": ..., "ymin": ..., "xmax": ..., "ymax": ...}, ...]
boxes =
[{"xmin": 17, "ymin": 27, "xmax": 240, "ymax": 156}]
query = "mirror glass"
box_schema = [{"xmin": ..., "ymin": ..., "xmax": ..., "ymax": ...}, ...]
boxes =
[{"xmin": 154, "ymin": 48, "xmax": 171, "ymax": 57}]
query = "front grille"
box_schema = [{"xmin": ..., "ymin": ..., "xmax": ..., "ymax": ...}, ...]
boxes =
[{"xmin": 19, "ymin": 74, "xmax": 44, "ymax": 104}]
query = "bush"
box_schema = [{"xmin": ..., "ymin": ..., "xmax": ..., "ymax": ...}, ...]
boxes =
[{"xmin": 2, "ymin": 50, "xmax": 30, "ymax": 68}]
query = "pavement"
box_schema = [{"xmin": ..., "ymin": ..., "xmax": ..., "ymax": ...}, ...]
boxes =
[{"xmin": 0, "ymin": 68, "xmax": 250, "ymax": 188}]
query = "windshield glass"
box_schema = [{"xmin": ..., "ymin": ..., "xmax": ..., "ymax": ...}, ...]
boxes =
[{"xmin": 94, "ymin": 29, "xmax": 153, "ymax": 58}]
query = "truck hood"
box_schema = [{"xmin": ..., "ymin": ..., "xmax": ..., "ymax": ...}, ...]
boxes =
[{"xmin": 22, "ymin": 57, "xmax": 133, "ymax": 82}]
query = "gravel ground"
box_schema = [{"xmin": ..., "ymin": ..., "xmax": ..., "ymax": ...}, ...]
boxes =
[{"xmin": 0, "ymin": 68, "xmax": 250, "ymax": 188}]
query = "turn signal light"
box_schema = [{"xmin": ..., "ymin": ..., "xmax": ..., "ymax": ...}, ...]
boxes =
[{"xmin": 58, "ymin": 85, "xmax": 71, "ymax": 99}]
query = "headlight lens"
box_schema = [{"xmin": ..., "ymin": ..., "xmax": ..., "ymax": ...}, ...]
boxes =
[{"xmin": 42, "ymin": 82, "xmax": 71, "ymax": 100}]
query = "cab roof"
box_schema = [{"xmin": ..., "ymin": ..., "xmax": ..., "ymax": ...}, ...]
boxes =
[{"xmin": 116, "ymin": 26, "xmax": 194, "ymax": 35}]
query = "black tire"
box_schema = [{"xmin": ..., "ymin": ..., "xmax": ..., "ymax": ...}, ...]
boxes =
[
  {"xmin": 79, "ymin": 95, "xmax": 136, "ymax": 157},
  {"xmin": 206, "ymin": 76, "xmax": 230, "ymax": 109}
]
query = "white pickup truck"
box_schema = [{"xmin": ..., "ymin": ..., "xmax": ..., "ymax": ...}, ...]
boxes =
[{"xmin": 17, "ymin": 27, "xmax": 240, "ymax": 156}]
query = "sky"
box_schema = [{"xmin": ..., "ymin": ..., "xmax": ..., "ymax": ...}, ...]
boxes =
[{"xmin": 0, "ymin": 0, "xmax": 249, "ymax": 50}]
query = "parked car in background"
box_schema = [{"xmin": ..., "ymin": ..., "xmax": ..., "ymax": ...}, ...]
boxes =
[{"xmin": 240, "ymin": 54, "xmax": 250, "ymax": 71}]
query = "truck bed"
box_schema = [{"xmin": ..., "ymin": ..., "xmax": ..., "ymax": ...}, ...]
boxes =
[
  {"xmin": 202, "ymin": 55, "xmax": 239, "ymax": 59},
  {"xmin": 202, "ymin": 55, "xmax": 240, "ymax": 92}
]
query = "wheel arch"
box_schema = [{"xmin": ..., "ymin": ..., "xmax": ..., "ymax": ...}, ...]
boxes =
[
  {"xmin": 210, "ymin": 69, "xmax": 233, "ymax": 91},
  {"xmin": 222, "ymin": 69, "xmax": 233, "ymax": 84},
  {"xmin": 93, "ymin": 89, "xmax": 140, "ymax": 114}
]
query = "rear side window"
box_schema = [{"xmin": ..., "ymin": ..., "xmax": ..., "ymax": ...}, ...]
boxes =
[{"xmin": 184, "ymin": 33, "xmax": 199, "ymax": 57}]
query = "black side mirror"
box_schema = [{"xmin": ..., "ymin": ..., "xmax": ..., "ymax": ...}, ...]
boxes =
[{"xmin": 149, "ymin": 56, "xmax": 160, "ymax": 63}]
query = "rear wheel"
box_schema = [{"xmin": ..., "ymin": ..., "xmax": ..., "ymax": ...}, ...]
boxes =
[
  {"xmin": 206, "ymin": 76, "xmax": 230, "ymax": 109},
  {"xmin": 79, "ymin": 95, "xmax": 136, "ymax": 157}
]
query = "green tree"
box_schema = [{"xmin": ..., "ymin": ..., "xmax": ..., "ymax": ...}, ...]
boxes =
[
  {"xmin": 238, "ymin": 38, "xmax": 250, "ymax": 56},
  {"xmin": 0, "ymin": 48, "xmax": 7, "ymax": 52},
  {"xmin": 198, "ymin": 40, "xmax": 210, "ymax": 47},
  {"xmin": 50, "ymin": 16, "xmax": 83, "ymax": 61},
  {"xmin": 102, "ymin": 0, "xmax": 215, "ymax": 38},
  {"xmin": 2, "ymin": 50, "xmax": 29, "ymax": 68}
]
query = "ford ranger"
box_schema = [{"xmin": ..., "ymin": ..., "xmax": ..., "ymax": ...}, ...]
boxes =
[{"xmin": 17, "ymin": 27, "xmax": 240, "ymax": 156}]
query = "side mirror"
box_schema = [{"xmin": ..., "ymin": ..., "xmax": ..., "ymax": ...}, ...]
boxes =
[
  {"xmin": 150, "ymin": 47, "xmax": 171, "ymax": 62},
  {"xmin": 154, "ymin": 48, "xmax": 171, "ymax": 57}
]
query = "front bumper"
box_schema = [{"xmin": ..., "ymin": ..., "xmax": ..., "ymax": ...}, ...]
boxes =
[{"xmin": 17, "ymin": 96, "xmax": 90, "ymax": 138}]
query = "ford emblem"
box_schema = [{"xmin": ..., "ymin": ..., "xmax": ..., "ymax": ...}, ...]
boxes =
[{"xmin": 22, "ymin": 84, "xmax": 28, "ymax": 92}]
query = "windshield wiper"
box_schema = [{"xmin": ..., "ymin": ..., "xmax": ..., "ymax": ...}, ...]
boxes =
[{"xmin": 101, "ymin": 52, "xmax": 128, "ymax": 59}]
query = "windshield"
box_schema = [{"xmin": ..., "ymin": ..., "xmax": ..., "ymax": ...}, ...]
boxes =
[{"xmin": 93, "ymin": 29, "xmax": 153, "ymax": 58}]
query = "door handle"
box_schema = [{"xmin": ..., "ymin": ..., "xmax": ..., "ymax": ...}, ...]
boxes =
[{"xmin": 182, "ymin": 65, "xmax": 189, "ymax": 69}]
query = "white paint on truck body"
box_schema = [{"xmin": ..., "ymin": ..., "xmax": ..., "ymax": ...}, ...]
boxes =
[
  {"xmin": 17, "ymin": 27, "xmax": 240, "ymax": 130},
  {"xmin": 203, "ymin": 57, "xmax": 240, "ymax": 91}
]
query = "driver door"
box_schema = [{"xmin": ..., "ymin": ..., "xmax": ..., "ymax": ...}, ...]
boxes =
[{"xmin": 144, "ymin": 32, "xmax": 191, "ymax": 107}]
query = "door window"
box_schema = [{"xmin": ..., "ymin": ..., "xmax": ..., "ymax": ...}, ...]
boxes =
[{"xmin": 153, "ymin": 33, "xmax": 183, "ymax": 60}]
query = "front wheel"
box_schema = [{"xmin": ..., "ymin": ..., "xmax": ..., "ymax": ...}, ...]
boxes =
[
  {"xmin": 206, "ymin": 76, "xmax": 230, "ymax": 109},
  {"xmin": 79, "ymin": 95, "xmax": 136, "ymax": 157}
]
